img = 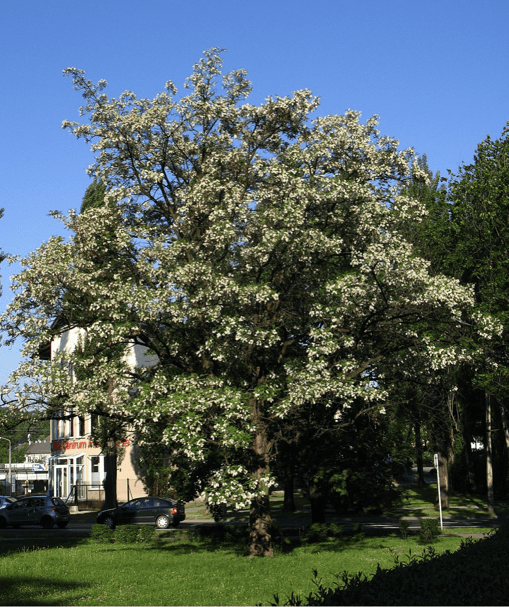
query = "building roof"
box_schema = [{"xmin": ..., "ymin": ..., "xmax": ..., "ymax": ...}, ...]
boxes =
[{"xmin": 26, "ymin": 436, "xmax": 52, "ymax": 455}]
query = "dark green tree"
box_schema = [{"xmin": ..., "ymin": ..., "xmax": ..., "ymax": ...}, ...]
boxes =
[{"xmin": 447, "ymin": 123, "xmax": 509, "ymax": 507}]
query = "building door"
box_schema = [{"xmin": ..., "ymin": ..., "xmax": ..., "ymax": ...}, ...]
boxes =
[{"xmin": 55, "ymin": 465, "xmax": 68, "ymax": 498}]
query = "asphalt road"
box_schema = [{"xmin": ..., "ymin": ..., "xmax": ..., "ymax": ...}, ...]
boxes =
[{"xmin": 0, "ymin": 512, "xmax": 501, "ymax": 542}]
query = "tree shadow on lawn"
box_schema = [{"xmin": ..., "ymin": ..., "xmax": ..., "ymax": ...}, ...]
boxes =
[
  {"xmin": 0, "ymin": 531, "xmax": 91, "ymax": 557},
  {"xmin": 151, "ymin": 530, "xmax": 379, "ymax": 556},
  {"xmin": 0, "ymin": 576, "xmax": 92, "ymax": 606}
]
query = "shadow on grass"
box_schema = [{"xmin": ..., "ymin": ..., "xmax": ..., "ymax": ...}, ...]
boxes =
[
  {"xmin": 0, "ymin": 576, "xmax": 92, "ymax": 606},
  {"xmin": 0, "ymin": 532, "xmax": 90, "ymax": 558},
  {"xmin": 151, "ymin": 528, "xmax": 383, "ymax": 556}
]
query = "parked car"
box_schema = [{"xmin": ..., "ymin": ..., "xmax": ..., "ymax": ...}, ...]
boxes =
[
  {"xmin": 0, "ymin": 496, "xmax": 16, "ymax": 509},
  {"xmin": 0, "ymin": 496, "xmax": 70, "ymax": 529},
  {"xmin": 97, "ymin": 497, "xmax": 185, "ymax": 529}
]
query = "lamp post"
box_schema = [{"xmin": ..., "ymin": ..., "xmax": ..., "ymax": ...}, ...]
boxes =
[{"xmin": 0, "ymin": 437, "xmax": 12, "ymax": 496}]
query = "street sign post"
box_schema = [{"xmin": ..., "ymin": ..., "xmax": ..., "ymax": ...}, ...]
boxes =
[{"xmin": 434, "ymin": 453, "xmax": 443, "ymax": 530}]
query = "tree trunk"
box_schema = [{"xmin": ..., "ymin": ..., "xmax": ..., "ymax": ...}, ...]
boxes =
[
  {"xmin": 246, "ymin": 398, "xmax": 273, "ymax": 557},
  {"xmin": 283, "ymin": 473, "xmax": 296, "ymax": 513},
  {"xmin": 309, "ymin": 484, "xmax": 326, "ymax": 523},
  {"xmin": 433, "ymin": 426, "xmax": 449, "ymax": 510},
  {"xmin": 499, "ymin": 403, "xmax": 509, "ymax": 500},
  {"xmin": 414, "ymin": 420, "xmax": 426, "ymax": 487},
  {"xmin": 461, "ymin": 399, "xmax": 478, "ymax": 493},
  {"xmin": 447, "ymin": 421, "xmax": 456, "ymax": 492},
  {"xmin": 486, "ymin": 392, "xmax": 495, "ymax": 513},
  {"xmin": 102, "ymin": 452, "xmax": 117, "ymax": 510},
  {"xmin": 435, "ymin": 450, "xmax": 449, "ymax": 510}
]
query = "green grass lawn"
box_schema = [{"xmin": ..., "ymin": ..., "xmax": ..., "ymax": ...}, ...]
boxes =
[
  {"xmin": 0, "ymin": 532, "xmax": 472, "ymax": 606},
  {"xmin": 0, "ymin": 484, "xmax": 498, "ymax": 605},
  {"xmin": 388, "ymin": 484, "xmax": 499, "ymax": 518}
]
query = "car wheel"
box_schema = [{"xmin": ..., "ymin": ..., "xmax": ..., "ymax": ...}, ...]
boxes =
[
  {"xmin": 0, "ymin": 517, "xmax": 6, "ymax": 529},
  {"xmin": 104, "ymin": 516, "xmax": 116, "ymax": 530},
  {"xmin": 41, "ymin": 516, "xmax": 54, "ymax": 529},
  {"xmin": 57, "ymin": 521, "xmax": 68, "ymax": 529},
  {"xmin": 156, "ymin": 515, "xmax": 170, "ymax": 529}
]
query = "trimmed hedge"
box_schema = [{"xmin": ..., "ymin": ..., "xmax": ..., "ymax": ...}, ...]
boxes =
[
  {"xmin": 91, "ymin": 524, "xmax": 156, "ymax": 544},
  {"xmin": 271, "ymin": 526, "xmax": 509, "ymax": 605}
]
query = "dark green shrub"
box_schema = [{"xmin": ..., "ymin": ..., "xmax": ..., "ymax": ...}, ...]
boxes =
[
  {"xmin": 194, "ymin": 523, "xmax": 226, "ymax": 541},
  {"xmin": 270, "ymin": 521, "xmax": 285, "ymax": 540},
  {"xmin": 351, "ymin": 522, "xmax": 363, "ymax": 535},
  {"xmin": 268, "ymin": 527, "xmax": 509, "ymax": 606},
  {"xmin": 329, "ymin": 523, "xmax": 344, "ymax": 538},
  {"xmin": 420, "ymin": 518, "xmax": 439, "ymax": 543},
  {"xmin": 399, "ymin": 518, "xmax": 410, "ymax": 539},
  {"xmin": 306, "ymin": 523, "xmax": 328, "ymax": 543},
  {"xmin": 194, "ymin": 523, "xmax": 249, "ymax": 545},
  {"xmin": 115, "ymin": 525, "xmax": 141, "ymax": 544},
  {"xmin": 90, "ymin": 524, "xmax": 114, "ymax": 544},
  {"xmin": 138, "ymin": 525, "xmax": 156, "ymax": 543}
]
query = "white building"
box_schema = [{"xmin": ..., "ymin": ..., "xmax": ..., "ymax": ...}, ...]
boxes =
[{"xmin": 41, "ymin": 326, "xmax": 158, "ymax": 504}]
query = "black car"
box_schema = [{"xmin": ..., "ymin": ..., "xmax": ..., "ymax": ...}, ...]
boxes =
[{"xmin": 96, "ymin": 497, "xmax": 185, "ymax": 529}]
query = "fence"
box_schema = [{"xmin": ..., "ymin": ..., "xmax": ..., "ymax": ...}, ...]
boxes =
[{"xmin": 64, "ymin": 479, "xmax": 135, "ymax": 508}]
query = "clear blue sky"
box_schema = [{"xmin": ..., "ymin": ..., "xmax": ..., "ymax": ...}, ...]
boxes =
[{"xmin": 1, "ymin": 0, "xmax": 508, "ymax": 383}]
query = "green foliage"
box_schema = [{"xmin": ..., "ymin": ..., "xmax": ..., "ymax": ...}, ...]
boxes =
[
  {"xmin": 193, "ymin": 523, "xmax": 250, "ymax": 549},
  {"xmin": 281, "ymin": 399, "xmax": 406, "ymax": 523},
  {"xmin": 401, "ymin": 154, "xmax": 451, "ymax": 276},
  {"xmin": 0, "ymin": 414, "xmax": 50, "ymax": 463},
  {"xmin": 446, "ymin": 122, "xmax": 509, "ymax": 396},
  {"xmin": 305, "ymin": 523, "xmax": 329, "ymax": 543},
  {"xmin": 138, "ymin": 525, "xmax": 156, "ymax": 543},
  {"xmin": 270, "ymin": 528, "xmax": 509, "ymax": 606},
  {"xmin": 90, "ymin": 524, "xmax": 114, "ymax": 544},
  {"xmin": 419, "ymin": 518, "xmax": 440, "ymax": 543},
  {"xmin": 399, "ymin": 518, "xmax": 410, "ymax": 539},
  {"xmin": 80, "ymin": 179, "xmax": 107, "ymax": 213},
  {"xmin": 329, "ymin": 523, "xmax": 344, "ymax": 538},
  {"xmin": 91, "ymin": 523, "xmax": 156, "ymax": 545},
  {"xmin": 115, "ymin": 525, "xmax": 141, "ymax": 544}
]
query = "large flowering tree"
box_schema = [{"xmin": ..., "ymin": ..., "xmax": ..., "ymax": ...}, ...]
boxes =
[{"xmin": 1, "ymin": 50, "xmax": 479, "ymax": 555}]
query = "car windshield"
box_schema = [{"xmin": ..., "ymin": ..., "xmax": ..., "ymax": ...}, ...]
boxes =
[{"xmin": 52, "ymin": 498, "xmax": 66, "ymax": 507}]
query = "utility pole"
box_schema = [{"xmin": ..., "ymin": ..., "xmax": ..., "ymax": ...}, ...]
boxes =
[{"xmin": 0, "ymin": 437, "xmax": 12, "ymax": 496}]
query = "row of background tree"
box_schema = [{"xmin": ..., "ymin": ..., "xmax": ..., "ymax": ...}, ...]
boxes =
[{"xmin": 399, "ymin": 127, "xmax": 509, "ymax": 512}]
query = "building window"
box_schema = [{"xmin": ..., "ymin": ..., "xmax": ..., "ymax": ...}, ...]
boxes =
[
  {"xmin": 90, "ymin": 413, "xmax": 99, "ymax": 435},
  {"xmin": 78, "ymin": 416, "xmax": 85, "ymax": 437},
  {"xmin": 90, "ymin": 455, "xmax": 101, "ymax": 487}
]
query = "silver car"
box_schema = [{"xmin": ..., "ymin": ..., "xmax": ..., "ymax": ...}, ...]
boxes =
[
  {"xmin": 0, "ymin": 496, "xmax": 16, "ymax": 509},
  {"xmin": 0, "ymin": 496, "xmax": 70, "ymax": 529}
]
